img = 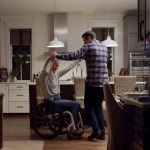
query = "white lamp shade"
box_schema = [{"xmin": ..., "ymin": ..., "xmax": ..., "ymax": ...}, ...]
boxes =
[
  {"xmin": 47, "ymin": 37, "xmax": 64, "ymax": 48},
  {"xmin": 101, "ymin": 36, "xmax": 118, "ymax": 47}
]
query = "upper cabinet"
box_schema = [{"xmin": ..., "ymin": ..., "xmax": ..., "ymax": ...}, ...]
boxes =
[
  {"xmin": 123, "ymin": 13, "xmax": 138, "ymax": 71},
  {"xmin": 124, "ymin": 14, "xmax": 138, "ymax": 52},
  {"xmin": 138, "ymin": 0, "xmax": 146, "ymax": 42},
  {"xmin": 146, "ymin": 0, "xmax": 150, "ymax": 33},
  {"xmin": 138, "ymin": 0, "xmax": 150, "ymax": 50}
]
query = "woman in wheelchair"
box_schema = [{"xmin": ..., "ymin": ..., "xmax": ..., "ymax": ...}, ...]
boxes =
[{"xmin": 33, "ymin": 57, "xmax": 84, "ymax": 140}]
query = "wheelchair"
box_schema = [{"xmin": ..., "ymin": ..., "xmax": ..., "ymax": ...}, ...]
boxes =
[{"xmin": 33, "ymin": 99, "xmax": 84, "ymax": 140}]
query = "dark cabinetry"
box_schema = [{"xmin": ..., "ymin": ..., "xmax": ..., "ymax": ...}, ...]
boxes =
[
  {"xmin": 138, "ymin": 0, "xmax": 150, "ymax": 50},
  {"xmin": 123, "ymin": 14, "xmax": 138, "ymax": 71},
  {"xmin": 124, "ymin": 14, "xmax": 138, "ymax": 51},
  {"xmin": 138, "ymin": 0, "xmax": 146, "ymax": 42},
  {"xmin": 0, "ymin": 94, "xmax": 4, "ymax": 149},
  {"xmin": 60, "ymin": 84, "xmax": 74, "ymax": 100},
  {"xmin": 124, "ymin": 104, "xmax": 150, "ymax": 150},
  {"xmin": 138, "ymin": 0, "xmax": 150, "ymax": 89}
]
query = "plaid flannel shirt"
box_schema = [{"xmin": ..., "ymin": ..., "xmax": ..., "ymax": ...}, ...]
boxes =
[{"xmin": 57, "ymin": 40, "xmax": 109, "ymax": 87}]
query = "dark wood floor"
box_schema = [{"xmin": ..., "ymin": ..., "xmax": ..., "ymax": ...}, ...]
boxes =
[{"xmin": 3, "ymin": 114, "xmax": 108, "ymax": 150}]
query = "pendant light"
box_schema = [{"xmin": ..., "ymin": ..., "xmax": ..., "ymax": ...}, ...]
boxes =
[
  {"xmin": 101, "ymin": 0, "xmax": 118, "ymax": 47},
  {"xmin": 47, "ymin": 37, "xmax": 64, "ymax": 48},
  {"xmin": 47, "ymin": 0, "xmax": 64, "ymax": 48},
  {"xmin": 102, "ymin": 35, "xmax": 118, "ymax": 47}
]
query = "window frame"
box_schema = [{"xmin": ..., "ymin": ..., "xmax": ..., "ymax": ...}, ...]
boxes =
[{"xmin": 5, "ymin": 20, "xmax": 34, "ymax": 81}]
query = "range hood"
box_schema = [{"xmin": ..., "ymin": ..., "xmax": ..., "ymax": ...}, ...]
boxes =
[{"xmin": 50, "ymin": 13, "xmax": 68, "ymax": 52}]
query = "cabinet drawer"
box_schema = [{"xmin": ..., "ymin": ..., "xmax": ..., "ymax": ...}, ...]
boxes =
[
  {"xmin": 9, "ymin": 91, "xmax": 29, "ymax": 102},
  {"xmin": 132, "ymin": 106, "xmax": 144, "ymax": 127},
  {"xmin": 133, "ymin": 124, "xmax": 144, "ymax": 146},
  {"xmin": 9, "ymin": 84, "xmax": 29, "ymax": 90},
  {"xmin": 9, "ymin": 102, "xmax": 29, "ymax": 113}
]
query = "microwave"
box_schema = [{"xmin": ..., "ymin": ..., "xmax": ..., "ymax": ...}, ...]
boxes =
[
  {"xmin": 131, "ymin": 60, "xmax": 150, "ymax": 70},
  {"xmin": 130, "ymin": 53, "xmax": 150, "ymax": 71}
]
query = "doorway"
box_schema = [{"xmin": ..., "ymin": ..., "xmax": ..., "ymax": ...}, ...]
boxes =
[{"xmin": 92, "ymin": 28, "xmax": 114, "ymax": 76}]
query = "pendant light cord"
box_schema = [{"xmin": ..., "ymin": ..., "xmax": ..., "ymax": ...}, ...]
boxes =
[
  {"xmin": 54, "ymin": 0, "xmax": 56, "ymax": 14},
  {"xmin": 54, "ymin": 0, "xmax": 56, "ymax": 38},
  {"xmin": 107, "ymin": 0, "xmax": 110, "ymax": 36}
]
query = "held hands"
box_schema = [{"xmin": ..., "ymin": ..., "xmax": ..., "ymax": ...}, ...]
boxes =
[{"xmin": 50, "ymin": 51, "xmax": 58, "ymax": 59}]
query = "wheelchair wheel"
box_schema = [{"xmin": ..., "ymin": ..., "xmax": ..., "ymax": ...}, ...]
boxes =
[{"xmin": 33, "ymin": 100, "xmax": 64, "ymax": 139}]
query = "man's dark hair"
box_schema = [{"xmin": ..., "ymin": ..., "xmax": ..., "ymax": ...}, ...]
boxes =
[{"xmin": 82, "ymin": 31, "xmax": 96, "ymax": 39}]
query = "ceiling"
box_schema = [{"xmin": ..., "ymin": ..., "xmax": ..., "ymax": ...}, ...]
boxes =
[{"xmin": 0, "ymin": 0, "xmax": 137, "ymax": 16}]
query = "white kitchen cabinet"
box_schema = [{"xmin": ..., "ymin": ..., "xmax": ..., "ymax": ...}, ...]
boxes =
[
  {"xmin": 8, "ymin": 83, "xmax": 29, "ymax": 113},
  {"xmin": 0, "ymin": 83, "xmax": 8, "ymax": 113}
]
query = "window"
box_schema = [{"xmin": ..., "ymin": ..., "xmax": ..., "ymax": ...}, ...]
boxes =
[{"xmin": 10, "ymin": 29, "xmax": 31, "ymax": 80}]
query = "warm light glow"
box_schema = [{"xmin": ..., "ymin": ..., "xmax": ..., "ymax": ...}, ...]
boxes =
[
  {"xmin": 101, "ymin": 0, "xmax": 118, "ymax": 47},
  {"xmin": 46, "ymin": 0, "xmax": 64, "ymax": 48},
  {"xmin": 101, "ymin": 36, "xmax": 118, "ymax": 47},
  {"xmin": 47, "ymin": 37, "xmax": 64, "ymax": 48}
]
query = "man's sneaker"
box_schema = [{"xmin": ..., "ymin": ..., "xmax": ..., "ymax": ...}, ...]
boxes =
[
  {"xmin": 88, "ymin": 131, "xmax": 101, "ymax": 141},
  {"xmin": 67, "ymin": 132, "xmax": 82, "ymax": 140},
  {"xmin": 96, "ymin": 132, "xmax": 105, "ymax": 140}
]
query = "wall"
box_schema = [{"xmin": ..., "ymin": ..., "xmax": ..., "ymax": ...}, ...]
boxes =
[
  {"xmin": 0, "ymin": 15, "xmax": 51, "ymax": 78},
  {"xmin": 0, "ymin": 12, "xmax": 124, "ymax": 81}
]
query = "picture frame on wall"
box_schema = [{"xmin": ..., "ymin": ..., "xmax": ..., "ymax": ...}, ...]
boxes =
[{"xmin": 0, "ymin": 68, "xmax": 8, "ymax": 81}]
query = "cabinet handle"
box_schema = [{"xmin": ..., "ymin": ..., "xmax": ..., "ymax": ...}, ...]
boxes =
[
  {"xmin": 139, "ymin": 20, "xmax": 144, "ymax": 41},
  {"xmin": 16, "ymin": 86, "xmax": 23, "ymax": 88},
  {"xmin": 17, "ymin": 106, "xmax": 23, "ymax": 108},
  {"xmin": 16, "ymin": 94, "xmax": 23, "ymax": 96}
]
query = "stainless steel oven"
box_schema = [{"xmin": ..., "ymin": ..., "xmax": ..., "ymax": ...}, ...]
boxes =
[{"xmin": 130, "ymin": 53, "xmax": 150, "ymax": 71}]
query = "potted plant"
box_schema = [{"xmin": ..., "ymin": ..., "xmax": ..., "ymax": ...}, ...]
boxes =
[{"xmin": 10, "ymin": 69, "xmax": 19, "ymax": 82}]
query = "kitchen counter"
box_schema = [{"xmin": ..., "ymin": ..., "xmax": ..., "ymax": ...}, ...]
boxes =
[
  {"xmin": 121, "ymin": 95, "xmax": 150, "ymax": 149},
  {"xmin": 0, "ymin": 80, "xmax": 74, "ymax": 85},
  {"xmin": 121, "ymin": 95, "xmax": 150, "ymax": 109},
  {"xmin": 0, "ymin": 81, "xmax": 34, "ymax": 85},
  {"xmin": 2, "ymin": 80, "xmax": 145, "ymax": 86}
]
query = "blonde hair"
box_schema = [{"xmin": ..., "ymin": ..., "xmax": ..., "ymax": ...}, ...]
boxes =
[{"xmin": 48, "ymin": 58, "xmax": 60, "ymax": 79}]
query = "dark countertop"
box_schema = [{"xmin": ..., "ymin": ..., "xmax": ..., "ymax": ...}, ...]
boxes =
[{"xmin": 121, "ymin": 95, "xmax": 150, "ymax": 109}]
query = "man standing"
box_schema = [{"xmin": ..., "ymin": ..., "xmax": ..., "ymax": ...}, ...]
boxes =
[{"xmin": 51, "ymin": 31, "xmax": 109, "ymax": 140}]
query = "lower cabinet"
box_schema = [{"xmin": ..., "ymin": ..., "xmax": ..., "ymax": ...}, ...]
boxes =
[
  {"xmin": 0, "ymin": 94, "xmax": 3, "ymax": 149},
  {"xmin": 0, "ymin": 83, "xmax": 8, "ymax": 113},
  {"xmin": 9, "ymin": 102, "xmax": 29, "ymax": 113},
  {"xmin": 124, "ymin": 105, "xmax": 150, "ymax": 150},
  {"xmin": 60, "ymin": 84, "xmax": 75, "ymax": 100},
  {"xmin": 0, "ymin": 82, "xmax": 29, "ymax": 113},
  {"xmin": 8, "ymin": 83, "xmax": 29, "ymax": 113}
]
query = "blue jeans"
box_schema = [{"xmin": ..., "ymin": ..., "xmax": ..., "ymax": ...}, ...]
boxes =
[
  {"xmin": 84, "ymin": 83, "xmax": 105, "ymax": 133},
  {"xmin": 53, "ymin": 95, "xmax": 80, "ymax": 124}
]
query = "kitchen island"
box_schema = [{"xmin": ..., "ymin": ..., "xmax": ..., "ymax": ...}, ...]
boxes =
[{"xmin": 121, "ymin": 96, "xmax": 150, "ymax": 150}]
